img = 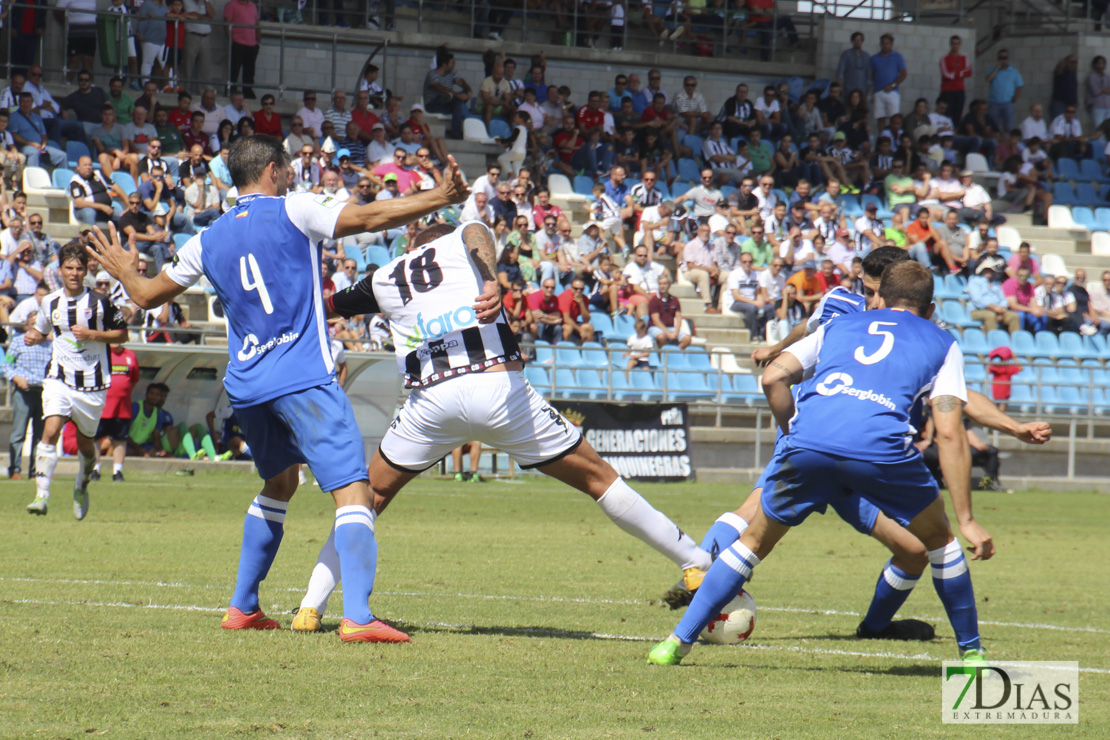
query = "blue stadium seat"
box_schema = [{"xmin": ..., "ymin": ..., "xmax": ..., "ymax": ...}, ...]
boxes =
[
  {"xmin": 683, "ymin": 134, "xmax": 704, "ymax": 155},
  {"xmin": 610, "ymin": 371, "xmax": 637, "ymax": 402},
  {"xmin": 364, "ymin": 245, "xmax": 391, "ymax": 268},
  {"xmin": 554, "ymin": 368, "xmax": 589, "ymax": 398},
  {"xmin": 1033, "ymin": 364, "xmax": 1059, "ymax": 385},
  {"xmin": 666, "ymin": 371, "xmax": 714, "ymax": 402},
  {"xmin": 1010, "ymin": 330, "xmax": 1036, "ymax": 358},
  {"xmin": 487, "ymin": 119, "xmax": 511, "ymax": 139},
  {"xmin": 1096, "ymin": 207, "xmax": 1110, "ymax": 231},
  {"xmin": 661, "ymin": 345, "xmax": 689, "ymax": 370},
  {"xmin": 940, "ymin": 301, "xmax": 977, "ymax": 328},
  {"xmin": 1055, "ymin": 360, "xmax": 1085, "ymax": 386},
  {"xmin": 579, "ymin": 342, "xmax": 609, "ymax": 369},
  {"xmin": 778, "ymin": 75, "xmax": 805, "ymax": 103},
  {"xmin": 1046, "ymin": 385, "xmax": 1083, "ymax": 415},
  {"xmin": 610, "ymin": 314, "xmax": 636, "ymax": 341},
  {"xmin": 806, "ymin": 78, "xmax": 831, "ymax": 98},
  {"xmin": 1079, "ymin": 158, "xmax": 1110, "ymax": 183},
  {"xmin": 964, "ymin": 361, "xmax": 987, "ymax": 383},
  {"xmin": 652, "ymin": 180, "xmax": 672, "ymax": 200},
  {"xmin": 836, "ymin": 194, "xmax": 862, "ymax": 217},
  {"xmin": 589, "ymin": 313, "xmax": 614, "ymax": 339},
  {"xmin": 1093, "ymin": 388, "xmax": 1110, "ymax": 416},
  {"xmin": 111, "ymin": 171, "xmax": 137, "ymax": 195},
  {"xmin": 1101, "ymin": 183, "xmax": 1110, "ymax": 202},
  {"xmin": 555, "ymin": 345, "xmax": 584, "ymax": 368},
  {"xmin": 934, "ymin": 274, "xmax": 959, "ymax": 300},
  {"xmin": 1009, "ymin": 384, "xmax": 1037, "ymax": 413},
  {"xmin": 532, "ymin": 341, "xmax": 554, "ymax": 365},
  {"xmin": 629, "ymin": 369, "xmax": 663, "ymax": 401},
  {"xmin": 65, "ymin": 141, "xmax": 91, "ymax": 169},
  {"xmin": 985, "ymin": 329, "xmax": 1012, "ymax": 350},
  {"xmin": 1072, "ymin": 206, "xmax": 1099, "ymax": 230},
  {"xmin": 1056, "ymin": 157, "xmax": 1080, "ymax": 181},
  {"xmin": 947, "ymin": 327, "xmax": 963, "ymax": 342},
  {"xmin": 723, "ymin": 373, "xmax": 762, "ymax": 406},
  {"xmin": 686, "ymin": 348, "xmax": 713, "ymax": 370},
  {"xmin": 173, "ymin": 233, "xmax": 191, "ymax": 250},
  {"xmin": 961, "ymin": 329, "xmax": 989, "ymax": 356},
  {"xmin": 573, "ymin": 175, "xmax": 596, "ymax": 198},
  {"xmin": 345, "ymin": 246, "xmax": 368, "ymax": 273},
  {"xmin": 1053, "ymin": 182, "xmax": 1079, "ymax": 206},
  {"xmin": 524, "ymin": 365, "xmax": 550, "ymax": 391},
  {"xmin": 1076, "ymin": 183, "xmax": 1101, "ymax": 207},
  {"xmin": 669, "ymin": 182, "xmax": 690, "ymax": 199},
  {"xmin": 729, "ymin": 136, "xmax": 747, "ymax": 153},
  {"xmin": 576, "ymin": 369, "xmax": 607, "ymax": 399},
  {"xmin": 772, "ymin": 188, "xmax": 790, "ymax": 206},
  {"xmin": 1084, "ymin": 333, "xmax": 1107, "ymax": 356},
  {"xmin": 944, "ymin": 274, "xmax": 967, "ymax": 299},
  {"xmin": 1031, "ymin": 330, "xmax": 1061, "ymax": 358},
  {"xmin": 51, "ymin": 168, "xmax": 75, "ymax": 189},
  {"xmin": 719, "ymin": 184, "xmax": 736, "ymax": 199},
  {"xmin": 677, "ymin": 158, "xmax": 701, "ymax": 184},
  {"xmin": 1058, "ymin": 332, "xmax": 1098, "ymax": 360}
]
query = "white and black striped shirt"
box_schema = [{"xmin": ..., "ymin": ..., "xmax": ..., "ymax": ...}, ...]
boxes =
[
  {"xmin": 371, "ymin": 222, "xmax": 521, "ymax": 389},
  {"xmin": 35, "ymin": 288, "xmax": 126, "ymax": 391},
  {"xmin": 702, "ymin": 137, "xmax": 736, "ymax": 169},
  {"xmin": 629, "ymin": 183, "xmax": 663, "ymax": 208}
]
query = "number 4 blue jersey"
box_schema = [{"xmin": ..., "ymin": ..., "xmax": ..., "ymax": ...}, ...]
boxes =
[
  {"xmin": 785, "ymin": 307, "xmax": 966, "ymax": 462},
  {"xmin": 166, "ymin": 192, "xmax": 343, "ymax": 406}
]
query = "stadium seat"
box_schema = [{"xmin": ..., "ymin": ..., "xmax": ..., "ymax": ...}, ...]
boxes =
[
  {"xmin": 940, "ymin": 301, "xmax": 977, "ymax": 328},
  {"xmin": 1080, "ymin": 158, "xmax": 1110, "ymax": 183},
  {"xmin": 51, "ymin": 168, "xmax": 75, "ymax": 190},
  {"xmin": 996, "ymin": 226, "xmax": 1022, "ymax": 251},
  {"xmin": 532, "ymin": 341, "xmax": 554, "ymax": 365},
  {"xmin": 110, "ymin": 171, "xmax": 137, "ymax": 195},
  {"xmin": 573, "ymin": 175, "xmax": 596, "ymax": 199},
  {"xmin": 575, "ymin": 368, "xmax": 607, "ymax": 400},
  {"xmin": 1030, "ymin": 331, "xmax": 1061, "ymax": 359},
  {"xmin": 1056, "ymin": 158, "xmax": 1080, "ymax": 181},
  {"xmin": 1077, "ymin": 183, "xmax": 1101, "ymax": 207},
  {"xmin": 1010, "ymin": 330, "xmax": 1036, "ymax": 358},
  {"xmin": 173, "ymin": 233, "xmax": 191, "ymax": 251},
  {"xmin": 686, "ymin": 348, "xmax": 713, "ymax": 370},
  {"xmin": 1052, "ymin": 182, "xmax": 1079, "ymax": 207},
  {"xmin": 1041, "ymin": 253, "xmax": 1069, "ymax": 278},
  {"xmin": 944, "ymin": 274, "xmax": 967, "ymax": 299},
  {"xmin": 1084, "ymin": 333, "xmax": 1107, "ymax": 356},
  {"xmin": 666, "ymin": 371, "xmax": 713, "ymax": 402},
  {"xmin": 719, "ymin": 184, "xmax": 736, "ymax": 199},
  {"xmin": 206, "ymin": 293, "xmax": 227, "ymax": 326},
  {"xmin": 964, "ymin": 361, "xmax": 987, "ymax": 383},
  {"xmin": 985, "ymin": 329, "xmax": 1011, "ymax": 350},
  {"xmin": 1032, "ymin": 364, "xmax": 1059, "ymax": 385},
  {"xmin": 1047, "ymin": 205, "xmax": 1077, "ymax": 229},
  {"xmin": 723, "ymin": 373, "xmax": 761, "ymax": 406},
  {"xmin": 1092, "ymin": 231, "xmax": 1110, "ymax": 257},
  {"xmin": 1045, "ymin": 385, "xmax": 1084, "ymax": 414},
  {"xmin": 628, "ymin": 369, "xmax": 663, "ymax": 401},
  {"xmin": 806, "ymin": 77, "xmax": 831, "ymax": 98},
  {"xmin": 677, "ymin": 158, "xmax": 701, "ymax": 184},
  {"xmin": 729, "ymin": 136, "xmax": 747, "ymax": 153},
  {"xmin": 22, "ymin": 166, "xmax": 59, "ymax": 196},
  {"xmin": 554, "ymin": 345, "xmax": 584, "ymax": 368},
  {"xmin": 345, "ymin": 244, "xmax": 368, "ymax": 273},
  {"xmin": 1093, "ymin": 388, "xmax": 1110, "ymax": 416},
  {"xmin": 836, "ymin": 194, "xmax": 862, "ymax": 217},
  {"xmin": 610, "ymin": 314, "xmax": 636, "ymax": 341},
  {"xmin": 1096, "ymin": 207, "xmax": 1110, "ymax": 231},
  {"xmin": 1058, "ymin": 332, "xmax": 1097, "ymax": 360},
  {"xmin": 683, "ymin": 134, "xmax": 704, "ymax": 154},
  {"xmin": 462, "ymin": 118, "xmax": 495, "ymax": 144},
  {"xmin": 960, "ymin": 328, "xmax": 989, "ymax": 357},
  {"xmin": 1055, "ymin": 360, "xmax": 1085, "ymax": 386},
  {"xmin": 547, "ymin": 173, "xmax": 574, "ymax": 196},
  {"xmin": 1009, "ymin": 383, "xmax": 1037, "ymax": 413},
  {"xmin": 1102, "ymin": 183, "xmax": 1110, "ymax": 202},
  {"xmin": 579, "ymin": 342, "xmax": 609, "ymax": 369},
  {"xmin": 710, "ymin": 347, "xmax": 745, "ymax": 374},
  {"xmin": 365, "ymin": 245, "xmax": 391, "ymax": 268},
  {"xmin": 524, "ymin": 365, "xmax": 550, "ymax": 391},
  {"xmin": 554, "ymin": 368, "xmax": 589, "ymax": 398},
  {"xmin": 487, "ymin": 119, "xmax": 511, "ymax": 139},
  {"xmin": 947, "ymin": 327, "xmax": 962, "ymax": 343},
  {"xmin": 590, "ymin": 313, "xmax": 614, "ymax": 339},
  {"xmin": 772, "ymin": 188, "xmax": 790, "ymax": 206},
  {"xmin": 661, "ymin": 345, "xmax": 689, "ymax": 370},
  {"xmin": 65, "ymin": 141, "xmax": 91, "ymax": 170},
  {"xmin": 861, "ymin": 194, "xmax": 892, "ymax": 219},
  {"xmin": 964, "ymin": 152, "xmax": 1000, "ymax": 187},
  {"xmin": 669, "ymin": 182, "xmax": 691, "ymax": 199},
  {"xmin": 1071, "ymin": 206, "xmax": 1098, "ymax": 231}
]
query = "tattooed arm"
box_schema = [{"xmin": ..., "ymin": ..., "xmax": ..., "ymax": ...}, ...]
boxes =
[{"xmin": 462, "ymin": 222, "xmax": 504, "ymax": 323}]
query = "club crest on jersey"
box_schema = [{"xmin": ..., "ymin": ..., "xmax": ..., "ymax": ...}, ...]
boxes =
[
  {"xmin": 51, "ymin": 309, "xmax": 62, "ymax": 324},
  {"xmin": 406, "ymin": 306, "xmax": 479, "ymax": 348}
]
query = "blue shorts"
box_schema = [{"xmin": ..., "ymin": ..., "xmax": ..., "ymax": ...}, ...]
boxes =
[
  {"xmin": 752, "ymin": 438, "xmax": 880, "ymax": 535},
  {"xmin": 234, "ymin": 381, "xmax": 368, "ymax": 492},
  {"xmin": 760, "ymin": 442, "xmax": 939, "ymax": 530}
]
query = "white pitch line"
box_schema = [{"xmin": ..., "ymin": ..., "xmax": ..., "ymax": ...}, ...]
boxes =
[
  {"xmin": 4, "ymin": 576, "xmax": 1109, "ymax": 637},
  {"xmin": 5, "ymin": 598, "xmax": 1109, "ymax": 675}
]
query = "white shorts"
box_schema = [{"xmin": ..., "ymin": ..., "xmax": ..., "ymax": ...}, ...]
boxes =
[
  {"xmin": 42, "ymin": 378, "xmax": 106, "ymax": 438},
  {"xmin": 598, "ymin": 216, "xmax": 623, "ymax": 233},
  {"xmin": 378, "ymin": 370, "xmax": 582, "ymax": 472},
  {"xmin": 872, "ymin": 90, "xmax": 901, "ymax": 119}
]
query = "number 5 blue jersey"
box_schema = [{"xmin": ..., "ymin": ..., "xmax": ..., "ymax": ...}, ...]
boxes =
[
  {"xmin": 785, "ymin": 307, "xmax": 967, "ymax": 462},
  {"xmin": 166, "ymin": 192, "xmax": 344, "ymax": 406}
]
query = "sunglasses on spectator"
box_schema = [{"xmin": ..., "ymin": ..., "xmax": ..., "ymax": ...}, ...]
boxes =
[
  {"xmin": 418, "ymin": 151, "xmax": 430, "ymax": 157},
  {"xmin": 305, "ymin": 96, "xmax": 316, "ymax": 101},
  {"xmin": 741, "ymin": 258, "xmax": 753, "ymax": 263},
  {"xmin": 292, "ymin": 121, "xmax": 303, "ymax": 126}
]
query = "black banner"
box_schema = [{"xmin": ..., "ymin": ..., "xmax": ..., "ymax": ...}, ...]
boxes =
[{"xmin": 556, "ymin": 402, "xmax": 694, "ymax": 482}]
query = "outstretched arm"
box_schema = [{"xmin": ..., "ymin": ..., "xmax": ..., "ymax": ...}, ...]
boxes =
[
  {"xmin": 333, "ymin": 155, "xmax": 469, "ymax": 238},
  {"xmin": 965, "ymin": 389, "xmax": 1051, "ymax": 444},
  {"xmin": 87, "ymin": 224, "xmax": 187, "ymax": 310}
]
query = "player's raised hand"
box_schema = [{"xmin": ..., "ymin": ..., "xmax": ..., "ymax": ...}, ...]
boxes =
[
  {"xmin": 959, "ymin": 520, "xmax": 995, "ymax": 561},
  {"xmin": 86, "ymin": 222, "xmax": 139, "ymax": 281},
  {"xmin": 472, "ymin": 280, "xmax": 501, "ymax": 324},
  {"xmin": 1014, "ymin": 421, "xmax": 1052, "ymax": 445},
  {"xmin": 440, "ymin": 155, "xmax": 470, "ymax": 205}
]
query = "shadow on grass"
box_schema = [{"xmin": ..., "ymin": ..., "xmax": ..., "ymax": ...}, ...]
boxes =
[{"xmin": 402, "ymin": 622, "xmax": 648, "ymax": 642}]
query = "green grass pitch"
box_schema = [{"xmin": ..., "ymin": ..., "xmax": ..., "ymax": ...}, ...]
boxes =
[{"xmin": 2, "ymin": 472, "xmax": 1107, "ymax": 738}]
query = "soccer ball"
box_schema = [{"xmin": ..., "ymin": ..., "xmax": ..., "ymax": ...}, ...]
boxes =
[{"xmin": 699, "ymin": 589, "xmax": 757, "ymax": 645}]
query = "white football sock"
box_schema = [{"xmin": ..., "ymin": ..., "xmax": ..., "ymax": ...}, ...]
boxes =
[
  {"xmin": 94, "ymin": 463, "xmax": 102, "ymax": 473},
  {"xmin": 596, "ymin": 478, "xmax": 712, "ymax": 571},
  {"xmin": 35, "ymin": 443, "xmax": 58, "ymax": 500},
  {"xmin": 113, "ymin": 463, "xmax": 123, "ymax": 474}
]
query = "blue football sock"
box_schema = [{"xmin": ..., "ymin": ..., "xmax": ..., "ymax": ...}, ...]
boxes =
[
  {"xmin": 929, "ymin": 540, "xmax": 980, "ymax": 651},
  {"xmin": 229, "ymin": 495, "xmax": 288, "ymax": 613},
  {"xmin": 333, "ymin": 505, "xmax": 378, "ymax": 624},
  {"xmin": 697, "ymin": 512, "xmax": 749, "ymax": 559},
  {"xmin": 861, "ymin": 559, "xmax": 921, "ymax": 632},
  {"xmin": 674, "ymin": 541, "xmax": 760, "ymax": 644}
]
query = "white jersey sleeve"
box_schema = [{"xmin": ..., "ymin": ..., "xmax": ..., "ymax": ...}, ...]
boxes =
[
  {"xmin": 33, "ymin": 301, "xmax": 51, "ymax": 335},
  {"xmin": 165, "ymin": 234, "xmax": 204, "ymax": 288},
  {"xmin": 285, "ymin": 191, "xmax": 346, "ymax": 243},
  {"xmin": 929, "ymin": 341, "xmax": 968, "ymax": 403},
  {"xmin": 784, "ymin": 323, "xmax": 825, "ymax": 372}
]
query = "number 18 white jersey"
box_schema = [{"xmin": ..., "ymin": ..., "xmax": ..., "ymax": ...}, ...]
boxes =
[{"xmin": 372, "ymin": 222, "xmax": 521, "ymax": 388}]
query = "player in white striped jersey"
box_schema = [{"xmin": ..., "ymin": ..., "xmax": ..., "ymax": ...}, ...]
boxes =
[
  {"xmin": 291, "ymin": 221, "xmax": 713, "ymax": 630},
  {"xmin": 24, "ymin": 242, "xmax": 128, "ymax": 519}
]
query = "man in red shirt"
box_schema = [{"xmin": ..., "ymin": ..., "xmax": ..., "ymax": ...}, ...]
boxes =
[
  {"xmin": 641, "ymin": 92, "xmax": 682, "ymax": 160},
  {"xmin": 94, "ymin": 341, "xmax": 140, "ymax": 482},
  {"xmin": 532, "ymin": 189, "xmax": 563, "ymax": 229},
  {"xmin": 351, "ymin": 90, "xmax": 380, "ymax": 141},
  {"xmin": 648, "ymin": 273, "xmax": 691, "ymax": 349},
  {"xmin": 575, "ymin": 91, "xmax": 606, "ymax": 140},
  {"xmin": 526, "ymin": 277, "xmax": 563, "ymax": 343},
  {"xmin": 551, "ymin": 116, "xmax": 584, "ymax": 177},
  {"xmin": 939, "ymin": 34, "xmax": 972, "ymax": 124},
  {"xmin": 557, "ymin": 277, "xmax": 595, "ymax": 343},
  {"xmin": 167, "ymin": 91, "xmax": 193, "ymax": 131}
]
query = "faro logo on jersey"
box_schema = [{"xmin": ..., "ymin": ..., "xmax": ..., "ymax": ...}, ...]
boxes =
[
  {"xmin": 815, "ymin": 371, "xmax": 897, "ymax": 411},
  {"xmin": 406, "ymin": 307, "xmax": 479, "ymax": 349},
  {"xmin": 237, "ymin": 331, "xmax": 301, "ymax": 361}
]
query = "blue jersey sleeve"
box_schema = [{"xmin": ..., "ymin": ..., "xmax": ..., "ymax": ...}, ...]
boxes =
[
  {"xmin": 159, "ymin": 409, "xmax": 174, "ymax": 428},
  {"xmin": 806, "ymin": 287, "xmax": 865, "ymax": 333}
]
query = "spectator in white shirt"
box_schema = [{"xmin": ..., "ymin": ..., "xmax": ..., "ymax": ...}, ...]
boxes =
[
  {"xmin": 853, "ymin": 202, "xmax": 884, "ymax": 252},
  {"xmin": 621, "ymin": 244, "xmax": 667, "ymax": 319},
  {"xmin": 956, "ymin": 169, "xmax": 997, "ymax": 226},
  {"xmin": 1048, "ymin": 104, "xmax": 1088, "ymax": 159},
  {"xmin": 1019, "ymin": 103, "xmax": 1048, "ymax": 143},
  {"xmin": 726, "ymin": 252, "xmax": 772, "ymax": 340},
  {"xmin": 295, "ymin": 90, "xmax": 326, "ymax": 139},
  {"xmin": 759, "ymin": 257, "xmax": 788, "ymax": 303},
  {"xmin": 826, "ymin": 228, "xmax": 856, "ymax": 275}
]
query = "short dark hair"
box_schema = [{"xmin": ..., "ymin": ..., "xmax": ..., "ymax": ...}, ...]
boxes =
[
  {"xmin": 227, "ymin": 135, "xmax": 289, "ymax": 189},
  {"xmin": 148, "ymin": 382, "xmax": 170, "ymax": 394},
  {"xmin": 861, "ymin": 246, "xmax": 910, "ymax": 279},
  {"xmin": 413, "ymin": 224, "xmax": 453, "ymax": 249},
  {"xmin": 58, "ymin": 241, "xmax": 88, "ymax": 268},
  {"xmin": 879, "ymin": 261, "xmax": 934, "ymax": 314}
]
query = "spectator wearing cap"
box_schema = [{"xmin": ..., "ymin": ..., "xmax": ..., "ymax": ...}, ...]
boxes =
[
  {"xmin": 785, "ymin": 259, "xmax": 823, "ymax": 314},
  {"xmin": 376, "ymin": 173, "xmax": 401, "ymax": 201},
  {"xmin": 956, "ymin": 169, "xmax": 997, "ymax": 226},
  {"xmin": 680, "ymin": 221, "xmax": 724, "ymax": 313},
  {"xmin": 968, "ymin": 259, "xmax": 1019, "ymax": 332},
  {"xmin": 366, "ymin": 123, "xmax": 393, "ymax": 165},
  {"xmin": 854, "ymin": 201, "xmax": 885, "ymax": 253}
]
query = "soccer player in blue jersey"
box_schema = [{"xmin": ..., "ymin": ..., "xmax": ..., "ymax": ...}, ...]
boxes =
[
  {"xmin": 650, "ymin": 260, "xmax": 993, "ymax": 665},
  {"xmin": 663, "ymin": 247, "xmax": 1050, "ymax": 644},
  {"xmin": 89, "ymin": 135, "xmax": 480, "ymax": 642}
]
